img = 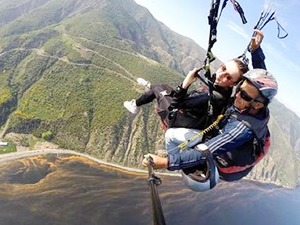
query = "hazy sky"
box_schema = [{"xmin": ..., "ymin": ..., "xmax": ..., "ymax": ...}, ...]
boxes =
[{"xmin": 134, "ymin": 0, "xmax": 300, "ymax": 117}]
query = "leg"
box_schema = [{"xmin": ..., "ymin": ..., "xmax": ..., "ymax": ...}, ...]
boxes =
[
  {"xmin": 168, "ymin": 148, "xmax": 206, "ymax": 171},
  {"xmin": 124, "ymin": 84, "xmax": 174, "ymax": 117},
  {"xmin": 165, "ymin": 128, "xmax": 202, "ymax": 155},
  {"xmin": 135, "ymin": 89, "xmax": 156, "ymax": 106},
  {"xmin": 124, "ymin": 87, "xmax": 157, "ymax": 114},
  {"xmin": 134, "ymin": 84, "xmax": 172, "ymax": 107},
  {"xmin": 151, "ymin": 84, "xmax": 174, "ymax": 111},
  {"xmin": 137, "ymin": 78, "xmax": 151, "ymax": 90},
  {"xmin": 151, "ymin": 84, "xmax": 174, "ymax": 123}
]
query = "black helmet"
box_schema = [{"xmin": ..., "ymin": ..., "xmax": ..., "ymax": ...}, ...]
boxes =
[{"xmin": 181, "ymin": 144, "xmax": 219, "ymax": 192}]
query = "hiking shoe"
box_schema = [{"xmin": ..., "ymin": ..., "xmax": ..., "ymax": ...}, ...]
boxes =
[
  {"xmin": 123, "ymin": 100, "xmax": 139, "ymax": 114},
  {"xmin": 137, "ymin": 78, "xmax": 151, "ymax": 89}
]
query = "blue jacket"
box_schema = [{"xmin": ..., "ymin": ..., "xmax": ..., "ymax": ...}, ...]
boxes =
[
  {"xmin": 167, "ymin": 106, "xmax": 270, "ymax": 181},
  {"xmin": 206, "ymin": 106, "xmax": 270, "ymax": 181}
]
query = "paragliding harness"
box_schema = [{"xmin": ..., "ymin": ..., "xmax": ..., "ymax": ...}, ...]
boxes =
[
  {"xmin": 144, "ymin": 1, "xmax": 289, "ymax": 222},
  {"xmin": 182, "ymin": 145, "xmax": 219, "ymax": 191},
  {"xmin": 177, "ymin": 107, "xmax": 271, "ymax": 182},
  {"xmin": 197, "ymin": 0, "xmax": 248, "ymax": 138},
  {"xmin": 197, "ymin": 0, "xmax": 289, "ymax": 142},
  {"xmin": 215, "ymin": 108, "xmax": 271, "ymax": 181},
  {"xmin": 178, "ymin": 0, "xmax": 289, "ymax": 188},
  {"xmin": 144, "ymin": 2, "xmax": 247, "ymax": 221}
]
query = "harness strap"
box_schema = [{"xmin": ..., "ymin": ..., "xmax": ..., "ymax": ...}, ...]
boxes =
[
  {"xmin": 220, "ymin": 0, "xmax": 247, "ymax": 24},
  {"xmin": 202, "ymin": 0, "xmax": 247, "ymax": 126},
  {"xmin": 230, "ymin": 113, "xmax": 265, "ymax": 156},
  {"xmin": 238, "ymin": 2, "xmax": 288, "ymax": 63},
  {"xmin": 177, "ymin": 114, "xmax": 224, "ymax": 150}
]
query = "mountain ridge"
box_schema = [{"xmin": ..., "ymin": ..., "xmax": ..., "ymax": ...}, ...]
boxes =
[{"xmin": 0, "ymin": 0, "xmax": 299, "ymax": 188}]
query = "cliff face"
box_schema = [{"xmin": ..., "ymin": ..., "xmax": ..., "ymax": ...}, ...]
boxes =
[
  {"xmin": 247, "ymin": 114, "xmax": 300, "ymax": 188},
  {"xmin": 246, "ymin": 100, "xmax": 300, "ymax": 188},
  {"xmin": 0, "ymin": 0, "xmax": 299, "ymax": 188}
]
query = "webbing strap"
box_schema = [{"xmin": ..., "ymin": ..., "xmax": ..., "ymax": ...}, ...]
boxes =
[
  {"xmin": 238, "ymin": 2, "xmax": 288, "ymax": 62},
  {"xmin": 177, "ymin": 114, "xmax": 224, "ymax": 151},
  {"xmin": 202, "ymin": 0, "xmax": 221, "ymax": 122}
]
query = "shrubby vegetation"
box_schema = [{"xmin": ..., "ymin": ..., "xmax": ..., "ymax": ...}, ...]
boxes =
[
  {"xmin": 42, "ymin": 130, "xmax": 54, "ymax": 141},
  {"xmin": 0, "ymin": 143, "xmax": 17, "ymax": 154},
  {"xmin": 0, "ymin": 0, "xmax": 299, "ymax": 187}
]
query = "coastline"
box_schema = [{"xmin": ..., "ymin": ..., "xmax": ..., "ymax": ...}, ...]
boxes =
[
  {"xmin": 0, "ymin": 149, "xmax": 181, "ymax": 178},
  {"xmin": 0, "ymin": 148, "xmax": 295, "ymax": 189}
]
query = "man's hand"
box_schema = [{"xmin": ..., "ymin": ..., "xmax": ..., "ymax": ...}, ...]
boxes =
[
  {"xmin": 142, "ymin": 154, "xmax": 168, "ymax": 169},
  {"xmin": 249, "ymin": 29, "xmax": 264, "ymax": 52}
]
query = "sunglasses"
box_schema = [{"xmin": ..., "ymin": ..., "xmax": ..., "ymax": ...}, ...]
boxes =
[{"xmin": 236, "ymin": 86, "xmax": 255, "ymax": 102}]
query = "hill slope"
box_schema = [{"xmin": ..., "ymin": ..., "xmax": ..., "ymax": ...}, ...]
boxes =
[{"xmin": 0, "ymin": 0, "xmax": 299, "ymax": 188}]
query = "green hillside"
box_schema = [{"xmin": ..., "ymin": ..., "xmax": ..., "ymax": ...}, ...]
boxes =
[
  {"xmin": 0, "ymin": 0, "xmax": 299, "ymax": 188},
  {"xmin": 0, "ymin": 0, "xmax": 188, "ymax": 167}
]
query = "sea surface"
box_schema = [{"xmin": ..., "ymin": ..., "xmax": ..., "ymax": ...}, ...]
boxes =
[{"xmin": 0, "ymin": 154, "xmax": 299, "ymax": 225}]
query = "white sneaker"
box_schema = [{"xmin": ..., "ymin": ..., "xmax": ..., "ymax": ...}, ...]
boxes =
[
  {"xmin": 137, "ymin": 78, "xmax": 151, "ymax": 89},
  {"xmin": 123, "ymin": 100, "xmax": 139, "ymax": 114}
]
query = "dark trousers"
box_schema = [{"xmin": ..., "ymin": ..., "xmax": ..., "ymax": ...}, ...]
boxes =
[
  {"xmin": 135, "ymin": 84, "xmax": 206, "ymax": 130},
  {"xmin": 135, "ymin": 84, "xmax": 174, "ymax": 120}
]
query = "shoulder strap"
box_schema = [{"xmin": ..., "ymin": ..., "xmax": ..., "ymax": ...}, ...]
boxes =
[{"xmin": 230, "ymin": 110, "xmax": 270, "ymax": 155}]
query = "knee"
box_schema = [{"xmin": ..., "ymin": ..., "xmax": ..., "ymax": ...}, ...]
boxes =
[{"xmin": 165, "ymin": 128, "xmax": 175, "ymax": 142}]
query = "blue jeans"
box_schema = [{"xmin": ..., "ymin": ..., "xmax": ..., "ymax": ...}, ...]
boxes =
[{"xmin": 164, "ymin": 128, "xmax": 205, "ymax": 170}]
